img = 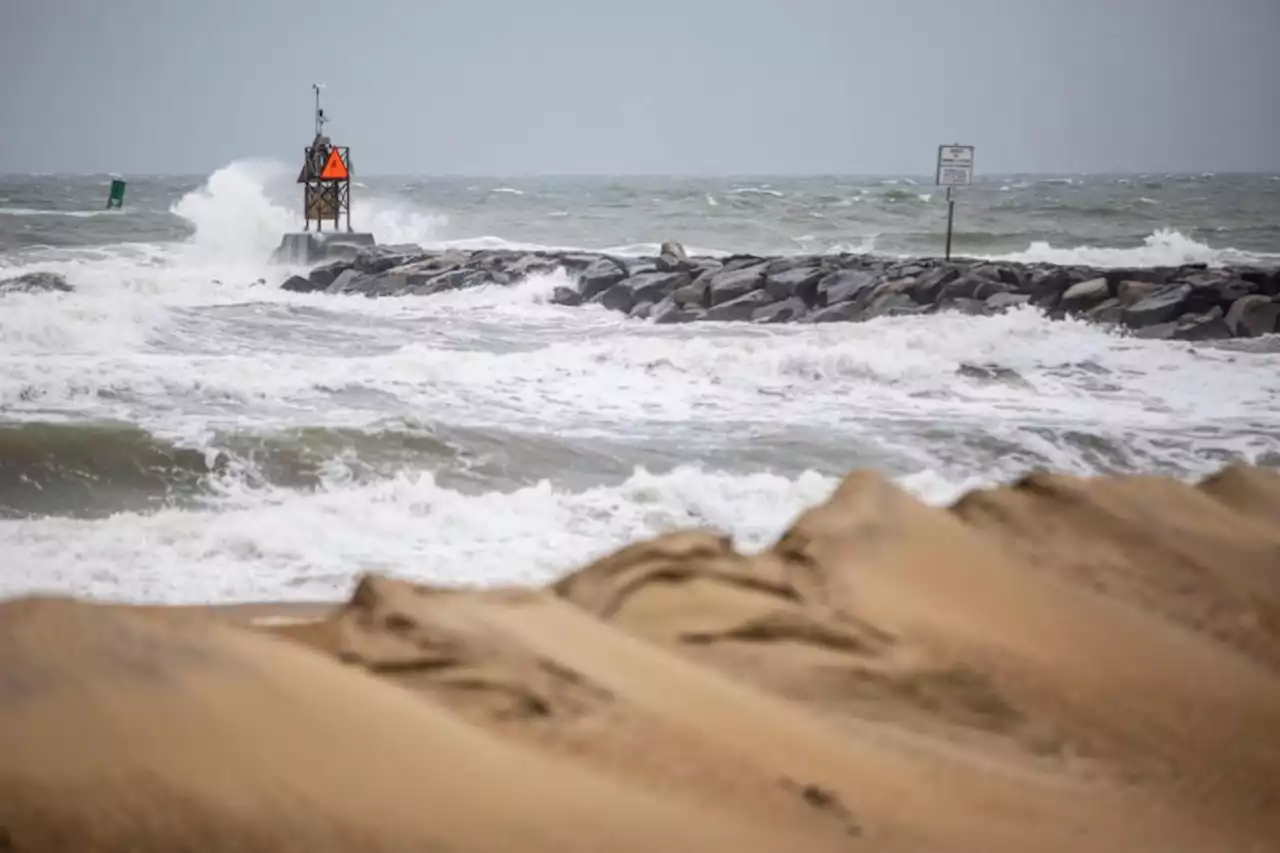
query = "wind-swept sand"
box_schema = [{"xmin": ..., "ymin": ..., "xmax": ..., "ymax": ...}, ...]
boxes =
[{"xmin": 3, "ymin": 464, "xmax": 1279, "ymax": 851}]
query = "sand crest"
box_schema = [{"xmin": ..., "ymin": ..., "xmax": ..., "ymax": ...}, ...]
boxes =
[{"xmin": 3, "ymin": 464, "xmax": 1280, "ymax": 852}]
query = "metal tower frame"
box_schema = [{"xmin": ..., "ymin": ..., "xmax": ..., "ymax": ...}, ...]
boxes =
[{"xmin": 296, "ymin": 84, "xmax": 353, "ymax": 232}]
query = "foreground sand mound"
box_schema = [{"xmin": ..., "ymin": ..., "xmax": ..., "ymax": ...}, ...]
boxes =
[
  {"xmin": 2, "ymin": 463, "xmax": 1279, "ymax": 852},
  {"xmin": 0, "ymin": 596, "xmax": 854, "ymax": 853}
]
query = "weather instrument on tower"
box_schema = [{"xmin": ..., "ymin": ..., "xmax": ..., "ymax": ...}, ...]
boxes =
[{"xmin": 296, "ymin": 83, "xmax": 353, "ymax": 232}]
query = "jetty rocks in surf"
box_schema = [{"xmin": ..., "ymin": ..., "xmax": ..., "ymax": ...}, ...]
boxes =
[{"xmin": 279, "ymin": 241, "xmax": 1280, "ymax": 340}]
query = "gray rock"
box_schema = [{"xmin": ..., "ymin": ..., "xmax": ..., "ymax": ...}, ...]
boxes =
[
  {"xmin": 764, "ymin": 265, "xmax": 824, "ymax": 304},
  {"xmin": 911, "ymin": 267, "xmax": 961, "ymax": 303},
  {"xmin": 281, "ymin": 274, "xmax": 324, "ymax": 293},
  {"xmin": 706, "ymin": 264, "xmax": 767, "ymax": 306},
  {"xmin": 864, "ymin": 292, "xmax": 926, "ymax": 318},
  {"xmin": 819, "ymin": 269, "xmax": 879, "ymax": 307},
  {"xmin": 672, "ymin": 277, "xmax": 709, "ymax": 308},
  {"xmin": 1058, "ymin": 277, "xmax": 1111, "ymax": 314},
  {"xmin": 995, "ymin": 266, "xmax": 1029, "ymax": 290},
  {"xmin": 972, "ymin": 278, "xmax": 1013, "ymax": 301},
  {"xmin": 655, "ymin": 240, "xmax": 688, "ymax": 272},
  {"xmin": 1083, "ymin": 298, "xmax": 1122, "ymax": 324},
  {"xmin": 1132, "ymin": 323, "xmax": 1178, "ymax": 340},
  {"xmin": 0, "ymin": 271, "xmax": 72, "ymax": 293},
  {"xmin": 550, "ymin": 286, "xmax": 581, "ymax": 307},
  {"xmin": 1224, "ymin": 295, "xmax": 1280, "ymax": 337},
  {"xmin": 600, "ymin": 282, "xmax": 636, "ymax": 313},
  {"xmin": 629, "ymin": 300, "xmax": 655, "ymax": 320},
  {"xmin": 889, "ymin": 263, "xmax": 927, "ymax": 279},
  {"xmin": 705, "ymin": 290, "xmax": 775, "ymax": 321},
  {"xmin": 753, "ymin": 297, "xmax": 807, "ymax": 323},
  {"xmin": 765, "ymin": 255, "xmax": 822, "ymax": 276},
  {"xmin": 1171, "ymin": 306, "xmax": 1231, "ymax": 341},
  {"xmin": 652, "ymin": 301, "xmax": 704, "ymax": 324},
  {"xmin": 986, "ymin": 292, "xmax": 1031, "ymax": 312},
  {"xmin": 325, "ymin": 268, "xmax": 367, "ymax": 294},
  {"xmin": 1213, "ymin": 278, "xmax": 1257, "ymax": 304},
  {"xmin": 659, "ymin": 240, "xmax": 687, "ymax": 260},
  {"xmin": 1117, "ymin": 280, "xmax": 1160, "ymax": 307},
  {"xmin": 578, "ymin": 258, "xmax": 628, "ymax": 301},
  {"xmin": 354, "ymin": 244, "xmax": 427, "ymax": 274},
  {"xmin": 720, "ymin": 255, "xmax": 768, "ymax": 272},
  {"xmin": 1103, "ymin": 267, "xmax": 1174, "ymax": 287},
  {"xmin": 307, "ymin": 260, "xmax": 351, "ymax": 290},
  {"xmin": 409, "ymin": 268, "xmax": 478, "ymax": 296},
  {"xmin": 1122, "ymin": 284, "xmax": 1193, "ymax": 328},
  {"xmin": 805, "ymin": 301, "xmax": 864, "ymax": 323},
  {"xmin": 556, "ymin": 253, "xmax": 602, "ymax": 274},
  {"xmin": 687, "ymin": 258, "xmax": 724, "ymax": 278},
  {"xmin": 1264, "ymin": 270, "xmax": 1280, "ymax": 297},
  {"xmin": 1028, "ymin": 268, "xmax": 1078, "ymax": 309},
  {"xmin": 942, "ymin": 273, "xmax": 1008, "ymax": 302},
  {"xmin": 506, "ymin": 254, "xmax": 559, "ymax": 279},
  {"xmin": 613, "ymin": 271, "xmax": 691, "ymax": 309}
]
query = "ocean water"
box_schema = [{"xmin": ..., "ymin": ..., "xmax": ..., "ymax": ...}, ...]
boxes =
[{"xmin": 2, "ymin": 161, "xmax": 1279, "ymax": 604}]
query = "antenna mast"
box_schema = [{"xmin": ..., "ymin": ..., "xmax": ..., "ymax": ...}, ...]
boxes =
[{"xmin": 312, "ymin": 83, "xmax": 328, "ymax": 138}]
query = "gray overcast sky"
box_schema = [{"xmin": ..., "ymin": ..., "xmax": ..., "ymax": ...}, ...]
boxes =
[{"xmin": 2, "ymin": 0, "xmax": 1278, "ymax": 176}]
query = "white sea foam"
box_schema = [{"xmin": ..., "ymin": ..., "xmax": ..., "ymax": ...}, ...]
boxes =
[
  {"xmin": 984, "ymin": 227, "xmax": 1280, "ymax": 268},
  {"xmin": 0, "ymin": 465, "xmax": 843, "ymax": 603}
]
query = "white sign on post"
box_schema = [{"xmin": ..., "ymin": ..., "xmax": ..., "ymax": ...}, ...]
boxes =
[{"xmin": 936, "ymin": 144, "xmax": 975, "ymax": 187}]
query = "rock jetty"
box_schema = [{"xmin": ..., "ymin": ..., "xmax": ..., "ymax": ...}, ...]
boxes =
[{"xmin": 279, "ymin": 241, "xmax": 1280, "ymax": 340}]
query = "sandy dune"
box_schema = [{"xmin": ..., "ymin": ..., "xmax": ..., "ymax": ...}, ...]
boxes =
[{"xmin": 2, "ymin": 464, "xmax": 1279, "ymax": 851}]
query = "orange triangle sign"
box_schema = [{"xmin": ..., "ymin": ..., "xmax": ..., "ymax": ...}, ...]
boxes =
[{"xmin": 319, "ymin": 149, "xmax": 348, "ymax": 180}]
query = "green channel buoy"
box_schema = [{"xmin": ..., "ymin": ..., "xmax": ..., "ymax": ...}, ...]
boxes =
[{"xmin": 106, "ymin": 178, "xmax": 126, "ymax": 210}]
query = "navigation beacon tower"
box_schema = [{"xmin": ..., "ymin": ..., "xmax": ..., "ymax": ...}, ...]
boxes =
[
  {"xmin": 272, "ymin": 85, "xmax": 375, "ymax": 264},
  {"xmin": 297, "ymin": 83, "xmax": 353, "ymax": 232}
]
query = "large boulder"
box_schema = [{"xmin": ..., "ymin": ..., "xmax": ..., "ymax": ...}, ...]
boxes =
[
  {"xmin": 1057, "ymin": 277, "xmax": 1110, "ymax": 314},
  {"xmin": 600, "ymin": 272, "xmax": 691, "ymax": 314},
  {"xmin": 651, "ymin": 297, "xmax": 703, "ymax": 324},
  {"xmin": 705, "ymin": 290, "xmax": 775, "ymax": 321},
  {"xmin": 940, "ymin": 272, "xmax": 1006, "ymax": 302},
  {"xmin": 818, "ymin": 269, "xmax": 879, "ymax": 307},
  {"xmin": 1027, "ymin": 268, "xmax": 1079, "ymax": 310},
  {"xmin": 408, "ymin": 268, "xmax": 481, "ymax": 297},
  {"xmin": 986, "ymin": 292, "xmax": 1030, "ymax": 312},
  {"xmin": 550, "ymin": 286, "xmax": 581, "ymax": 306},
  {"xmin": 578, "ymin": 258, "xmax": 628, "ymax": 301},
  {"xmin": 1224, "ymin": 295, "xmax": 1280, "ymax": 337},
  {"xmin": 752, "ymin": 297, "xmax": 807, "ymax": 323},
  {"xmin": 655, "ymin": 241, "xmax": 688, "ymax": 272},
  {"xmin": 1171, "ymin": 306, "xmax": 1231, "ymax": 341},
  {"xmin": 353, "ymin": 244, "xmax": 428, "ymax": 274},
  {"xmin": 505, "ymin": 254, "xmax": 560, "ymax": 279},
  {"xmin": 805, "ymin": 301, "xmax": 864, "ymax": 324},
  {"xmin": 1212, "ymin": 277, "xmax": 1258, "ymax": 305},
  {"xmin": 306, "ymin": 259, "xmax": 352, "ymax": 290},
  {"xmin": 672, "ymin": 277, "xmax": 710, "ymax": 308},
  {"xmin": 705, "ymin": 264, "xmax": 767, "ymax": 306},
  {"xmin": 1121, "ymin": 284, "xmax": 1195, "ymax": 328},
  {"xmin": 1116, "ymin": 280, "xmax": 1160, "ymax": 307},
  {"xmin": 281, "ymin": 274, "xmax": 325, "ymax": 293},
  {"xmin": 764, "ymin": 265, "xmax": 825, "ymax": 304},
  {"xmin": 910, "ymin": 266, "xmax": 961, "ymax": 303},
  {"xmin": 325, "ymin": 268, "xmax": 368, "ymax": 295}
]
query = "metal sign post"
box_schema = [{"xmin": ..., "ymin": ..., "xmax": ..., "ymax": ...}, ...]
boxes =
[{"xmin": 935, "ymin": 144, "xmax": 974, "ymax": 261}]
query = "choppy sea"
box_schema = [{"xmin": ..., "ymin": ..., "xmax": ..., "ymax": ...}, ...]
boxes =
[{"xmin": 2, "ymin": 162, "xmax": 1278, "ymax": 603}]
